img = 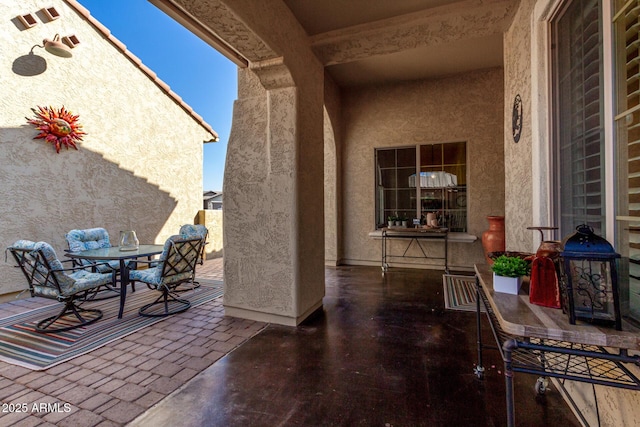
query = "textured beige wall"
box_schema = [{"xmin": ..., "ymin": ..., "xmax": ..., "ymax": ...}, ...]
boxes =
[
  {"xmin": 504, "ymin": 0, "xmax": 535, "ymax": 253},
  {"xmin": 0, "ymin": 0, "xmax": 211, "ymax": 295},
  {"xmin": 324, "ymin": 74, "xmax": 343, "ymax": 265},
  {"xmin": 215, "ymin": 0, "xmax": 325, "ymax": 325},
  {"xmin": 223, "ymin": 69, "xmax": 298, "ymax": 320},
  {"xmin": 196, "ymin": 210, "xmax": 223, "ymax": 259},
  {"xmin": 341, "ymin": 68, "xmax": 505, "ymax": 269}
]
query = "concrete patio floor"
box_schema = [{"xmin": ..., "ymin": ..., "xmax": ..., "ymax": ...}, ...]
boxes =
[{"xmin": 0, "ymin": 259, "xmax": 577, "ymax": 426}]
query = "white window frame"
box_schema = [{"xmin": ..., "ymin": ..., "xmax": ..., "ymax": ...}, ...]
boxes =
[
  {"xmin": 531, "ymin": 0, "xmax": 616, "ymax": 245},
  {"xmin": 374, "ymin": 142, "xmax": 468, "ymax": 231}
]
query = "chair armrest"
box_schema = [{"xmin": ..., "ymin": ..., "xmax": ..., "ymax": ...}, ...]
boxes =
[
  {"xmin": 63, "ymin": 252, "xmax": 86, "ymax": 268},
  {"xmin": 129, "ymin": 259, "xmax": 163, "ymax": 267},
  {"xmin": 131, "ymin": 259, "xmax": 154, "ymax": 265},
  {"xmin": 58, "ymin": 260, "xmax": 112, "ymax": 273}
]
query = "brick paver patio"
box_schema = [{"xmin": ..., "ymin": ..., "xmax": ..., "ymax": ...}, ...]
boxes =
[{"xmin": 0, "ymin": 258, "xmax": 266, "ymax": 426}]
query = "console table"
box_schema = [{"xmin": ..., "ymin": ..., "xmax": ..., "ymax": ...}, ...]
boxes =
[
  {"xmin": 381, "ymin": 227, "xmax": 448, "ymax": 273},
  {"xmin": 474, "ymin": 264, "xmax": 640, "ymax": 426}
]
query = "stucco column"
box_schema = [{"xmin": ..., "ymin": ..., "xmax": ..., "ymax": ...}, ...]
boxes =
[{"xmin": 223, "ymin": 58, "xmax": 325, "ymax": 326}]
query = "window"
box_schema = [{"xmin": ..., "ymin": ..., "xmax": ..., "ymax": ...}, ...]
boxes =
[
  {"xmin": 552, "ymin": 0, "xmax": 606, "ymax": 236},
  {"xmin": 614, "ymin": 0, "xmax": 640, "ymax": 320},
  {"xmin": 551, "ymin": 0, "xmax": 640, "ymax": 322},
  {"xmin": 375, "ymin": 142, "xmax": 467, "ymax": 231}
]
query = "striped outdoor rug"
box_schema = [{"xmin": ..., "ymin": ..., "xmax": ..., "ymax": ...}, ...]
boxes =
[
  {"xmin": 0, "ymin": 282, "xmax": 223, "ymax": 370},
  {"xmin": 442, "ymin": 274, "xmax": 484, "ymax": 312}
]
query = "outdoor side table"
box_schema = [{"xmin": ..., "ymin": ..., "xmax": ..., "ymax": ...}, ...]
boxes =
[{"xmin": 381, "ymin": 227, "xmax": 449, "ymax": 273}]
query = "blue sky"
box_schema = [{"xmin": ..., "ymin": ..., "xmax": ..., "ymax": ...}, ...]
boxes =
[{"xmin": 77, "ymin": 0, "xmax": 237, "ymax": 192}]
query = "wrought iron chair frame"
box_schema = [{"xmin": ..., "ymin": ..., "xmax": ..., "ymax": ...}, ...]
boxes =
[
  {"xmin": 177, "ymin": 224, "xmax": 209, "ymax": 291},
  {"xmin": 8, "ymin": 244, "xmax": 110, "ymax": 333},
  {"xmin": 129, "ymin": 236, "xmax": 204, "ymax": 317},
  {"xmin": 65, "ymin": 228, "xmax": 121, "ymax": 301}
]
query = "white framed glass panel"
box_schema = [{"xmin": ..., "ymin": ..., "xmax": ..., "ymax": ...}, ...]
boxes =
[
  {"xmin": 375, "ymin": 142, "xmax": 467, "ymax": 231},
  {"xmin": 552, "ymin": 0, "xmax": 606, "ymax": 236},
  {"xmin": 614, "ymin": 0, "xmax": 640, "ymax": 321}
]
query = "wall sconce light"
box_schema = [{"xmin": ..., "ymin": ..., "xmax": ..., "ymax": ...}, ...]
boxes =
[{"xmin": 36, "ymin": 34, "xmax": 73, "ymax": 58}]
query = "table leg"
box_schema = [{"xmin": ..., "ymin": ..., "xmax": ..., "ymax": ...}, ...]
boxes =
[
  {"xmin": 381, "ymin": 231, "xmax": 388, "ymax": 273},
  {"xmin": 444, "ymin": 233, "xmax": 449, "ymax": 273},
  {"xmin": 474, "ymin": 276, "xmax": 485, "ymax": 379},
  {"xmin": 503, "ymin": 339, "xmax": 517, "ymax": 427},
  {"xmin": 381, "ymin": 232, "xmax": 384, "ymax": 271},
  {"xmin": 118, "ymin": 259, "xmax": 128, "ymax": 319}
]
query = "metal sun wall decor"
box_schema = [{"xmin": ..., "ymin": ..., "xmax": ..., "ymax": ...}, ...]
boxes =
[
  {"xmin": 26, "ymin": 106, "xmax": 86, "ymax": 153},
  {"xmin": 512, "ymin": 94, "xmax": 523, "ymax": 143}
]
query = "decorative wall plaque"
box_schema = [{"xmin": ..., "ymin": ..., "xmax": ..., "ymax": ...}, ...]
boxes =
[
  {"xmin": 26, "ymin": 106, "xmax": 86, "ymax": 153},
  {"xmin": 512, "ymin": 94, "xmax": 523, "ymax": 143}
]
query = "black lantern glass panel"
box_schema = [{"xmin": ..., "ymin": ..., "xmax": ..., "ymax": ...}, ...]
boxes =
[{"xmin": 559, "ymin": 224, "xmax": 622, "ymax": 330}]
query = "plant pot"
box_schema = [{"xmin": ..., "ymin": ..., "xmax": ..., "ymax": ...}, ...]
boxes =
[
  {"xmin": 482, "ymin": 216, "xmax": 505, "ymax": 265},
  {"xmin": 401, "ymin": 220, "xmax": 408, "ymax": 228},
  {"xmin": 492, "ymin": 272, "xmax": 522, "ymax": 295},
  {"xmin": 388, "ymin": 221, "xmax": 394, "ymax": 228}
]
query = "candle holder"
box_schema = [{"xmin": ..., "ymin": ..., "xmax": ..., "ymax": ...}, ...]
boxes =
[
  {"xmin": 559, "ymin": 224, "xmax": 622, "ymax": 330},
  {"xmin": 119, "ymin": 230, "xmax": 139, "ymax": 251}
]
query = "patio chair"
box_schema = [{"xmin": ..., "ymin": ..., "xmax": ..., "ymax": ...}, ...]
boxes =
[
  {"xmin": 129, "ymin": 235, "xmax": 204, "ymax": 317},
  {"xmin": 7, "ymin": 240, "xmax": 111, "ymax": 332},
  {"xmin": 177, "ymin": 224, "xmax": 209, "ymax": 290},
  {"xmin": 178, "ymin": 224, "xmax": 208, "ymax": 265},
  {"xmin": 65, "ymin": 227, "xmax": 121, "ymax": 299}
]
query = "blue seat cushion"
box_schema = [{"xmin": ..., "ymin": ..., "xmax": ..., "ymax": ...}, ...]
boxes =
[{"xmin": 10, "ymin": 240, "xmax": 113, "ymax": 298}]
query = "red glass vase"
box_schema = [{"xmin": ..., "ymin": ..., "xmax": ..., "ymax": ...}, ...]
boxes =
[{"xmin": 529, "ymin": 241, "xmax": 561, "ymax": 308}]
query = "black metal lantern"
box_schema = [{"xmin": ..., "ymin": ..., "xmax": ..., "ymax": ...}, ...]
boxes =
[{"xmin": 559, "ymin": 224, "xmax": 622, "ymax": 330}]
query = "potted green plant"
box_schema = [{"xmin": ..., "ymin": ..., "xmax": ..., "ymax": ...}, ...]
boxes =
[
  {"xmin": 399, "ymin": 214, "xmax": 408, "ymax": 228},
  {"xmin": 387, "ymin": 215, "xmax": 396, "ymax": 228},
  {"xmin": 491, "ymin": 255, "xmax": 531, "ymax": 295}
]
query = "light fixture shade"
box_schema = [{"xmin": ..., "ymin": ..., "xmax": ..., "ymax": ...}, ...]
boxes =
[{"xmin": 43, "ymin": 35, "xmax": 72, "ymax": 58}]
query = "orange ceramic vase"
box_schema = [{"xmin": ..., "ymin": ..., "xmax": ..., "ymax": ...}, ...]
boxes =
[{"xmin": 481, "ymin": 216, "xmax": 505, "ymax": 265}]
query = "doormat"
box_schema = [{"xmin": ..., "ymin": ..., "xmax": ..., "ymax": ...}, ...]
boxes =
[
  {"xmin": 0, "ymin": 282, "xmax": 223, "ymax": 370},
  {"xmin": 442, "ymin": 274, "xmax": 484, "ymax": 312}
]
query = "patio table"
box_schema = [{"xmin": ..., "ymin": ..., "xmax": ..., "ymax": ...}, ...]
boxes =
[
  {"xmin": 381, "ymin": 227, "xmax": 449, "ymax": 273},
  {"xmin": 66, "ymin": 245, "xmax": 164, "ymax": 318}
]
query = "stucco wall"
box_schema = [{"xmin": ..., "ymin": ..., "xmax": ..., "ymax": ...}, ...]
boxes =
[
  {"xmin": 324, "ymin": 74, "xmax": 342, "ymax": 265},
  {"xmin": 341, "ymin": 68, "xmax": 505, "ymax": 269},
  {"xmin": 0, "ymin": 0, "xmax": 211, "ymax": 296},
  {"xmin": 504, "ymin": 0, "xmax": 535, "ymax": 253},
  {"xmin": 217, "ymin": 0, "xmax": 326, "ymax": 325},
  {"xmin": 223, "ymin": 69, "xmax": 298, "ymax": 319},
  {"xmin": 195, "ymin": 209, "xmax": 223, "ymax": 259}
]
